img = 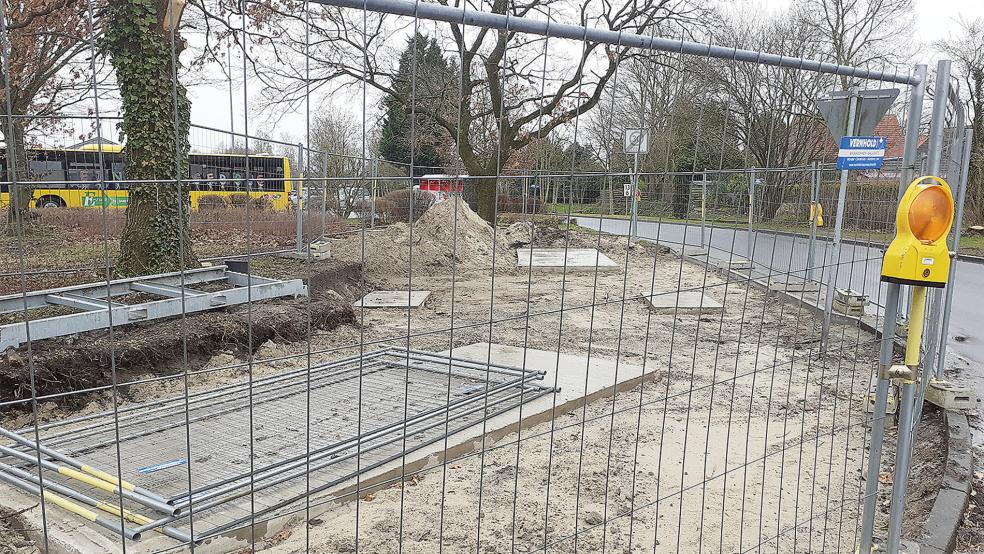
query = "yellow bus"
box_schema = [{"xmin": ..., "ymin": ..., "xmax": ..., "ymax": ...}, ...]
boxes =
[{"xmin": 0, "ymin": 143, "xmax": 296, "ymax": 211}]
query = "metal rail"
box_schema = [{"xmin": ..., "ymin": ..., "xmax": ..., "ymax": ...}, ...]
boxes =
[
  {"xmin": 311, "ymin": 0, "xmax": 919, "ymax": 85},
  {"xmin": 0, "ymin": 265, "xmax": 307, "ymax": 350}
]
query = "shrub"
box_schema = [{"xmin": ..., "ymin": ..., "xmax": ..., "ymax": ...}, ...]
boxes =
[
  {"xmin": 379, "ymin": 189, "xmax": 434, "ymax": 223},
  {"xmin": 496, "ymin": 194, "xmax": 544, "ymax": 214},
  {"xmin": 228, "ymin": 193, "xmax": 272, "ymax": 210},
  {"xmin": 197, "ymin": 194, "xmax": 227, "ymax": 211}
]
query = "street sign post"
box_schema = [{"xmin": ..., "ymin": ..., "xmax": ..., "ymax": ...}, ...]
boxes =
[{"xmin": 623, "ymin": 129, "xmax": 649, "ymax": 239}]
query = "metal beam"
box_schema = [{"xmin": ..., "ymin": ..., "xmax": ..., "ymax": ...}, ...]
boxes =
[
  {"xmin": 44, "ymin": 293, "xmax": 123, "ymax": 312},
  {"xmin": 311, "ymin": 0, "xmax": 920, "ymax": 86},
  {"xmin": 130, "ymin": 282, "xmax": 205, "ymax": 298},
  {"xmin": 0, "ymin": 266, "xmax": 229, "ymax": 314},
  {"xmin": 0, "ymin": 278, "xmax": 307, "ymax": 351}
]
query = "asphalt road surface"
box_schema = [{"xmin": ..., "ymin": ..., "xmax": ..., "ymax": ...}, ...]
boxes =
[{"xmin": 576, "ymin": 216, "xmax": 982, "ymax": 400}]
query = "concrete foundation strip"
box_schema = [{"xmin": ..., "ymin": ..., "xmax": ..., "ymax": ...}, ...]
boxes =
[{"xmin": 918, "ymin": 411, "xmax": 974, "ymax": 554}]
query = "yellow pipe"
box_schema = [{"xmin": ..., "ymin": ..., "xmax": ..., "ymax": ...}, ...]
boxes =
[
  {"xmin": 41, "ymin": 489, "xmax": 100, "ymax": 523},
  {"xmin": 80, "ymin": 464, "xmax": 137, "ymax": 492},
  {"xmin": 59, "ymin": 466, "xmax": 121, "ymax": 494},
  {"xmin": 905, "ymin": 286, "xmax": 927, "ymax": 373}
]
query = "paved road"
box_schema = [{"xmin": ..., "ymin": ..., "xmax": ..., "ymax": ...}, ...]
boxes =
[{"xmin": 576, "ymin": 216, "xmax": 983, "ymax": 381}]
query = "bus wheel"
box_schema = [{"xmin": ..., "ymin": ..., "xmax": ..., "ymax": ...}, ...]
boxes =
[{"xmin": 36, "ymin": 196, "xmax": 66, "ymax": 209}]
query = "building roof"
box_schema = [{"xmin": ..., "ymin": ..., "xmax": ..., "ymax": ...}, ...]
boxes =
[{"xmin": 821, "ymin": 114, "xmax": 927, "ymax": 159}]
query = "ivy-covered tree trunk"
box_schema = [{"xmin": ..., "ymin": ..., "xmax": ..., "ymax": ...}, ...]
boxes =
[
  {"xmin": 103, "ymin": 0, "xmax": 196, "ymax": 276},
  {"xmin": 4, "ymin": 117, "xmax": 33, "ymax": 234}
]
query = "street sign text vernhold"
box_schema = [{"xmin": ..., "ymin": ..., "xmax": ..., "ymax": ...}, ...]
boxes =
[{"xmin": 837, "ymin": 136, "xmax": 887, "ymax": 170}]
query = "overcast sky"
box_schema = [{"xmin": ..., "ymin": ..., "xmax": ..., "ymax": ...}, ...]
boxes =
[{"xmin": 178, "ymin": 0, "xmax": 984, "ymax": 150}]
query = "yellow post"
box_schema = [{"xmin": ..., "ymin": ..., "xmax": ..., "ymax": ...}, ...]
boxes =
[{"xmin": 905, "ymin": 286, "xmax": 927, "ymax": 370}]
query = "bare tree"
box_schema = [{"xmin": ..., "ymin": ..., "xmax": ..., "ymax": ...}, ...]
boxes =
[
  {"xmin": 936, "ymin": 18, "xmax": 984, "ymax": 220},
  {"xmin": 1, "ymin": 0, "xmax": 93, "ymax": 232},
  {"xmin": 795, "ymin": 0, "xmax": 914, "ymax": 89},
  {"xmin": 709, "ymin": 13, "xmax": 831, "ymax": 219},
  {"xmin": 225, "ymin": 0, "xmax": 704, "ymax": 221}
]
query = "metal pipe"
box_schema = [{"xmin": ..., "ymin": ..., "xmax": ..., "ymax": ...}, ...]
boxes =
[
  {"xmin": 0, "ymin": 426, "xmax": 167, "ymax": 505},
  {"xmin": 926, "ymin": 61, "xmax": 952, "ymax": 177},
  {"xmin": 0, "ymin": 469, "xmax": 141, "ymax": 541},
  {"xmin": 821, "ymin": 86, "xmax": 860, "ymax": 351},
  {"xmin": 859, "ymin": 283, "xmax": 900, "ymax": 551},
  {"xmin": 860, "ymin": 63, "xmax": 926, "ymax": 553},
  {"xmin": 296, "ymin": 142, "xmax": 305, "ymax": 254},
  {"xmin": 806, "ymin": 162, "xmax": 819, "ymax": 283},
  {"xmin": 937, "ymin": 126, "xmax": 974, "ymax": 373},
  {"xmin": 887, "ymin": 286, "xmax": 928, "ymax": 552},
  {"xmin": 0, "ymin": 444, "xmax": 179, "ymax": 517},
  {"xmin": 746, "ymin": 170, "xmax": 754, "ymax": 264},
  {"xmin": 0, "ymin": 462, "xmax": 190, "ymax": 543},
  {"xmin": 310, "ymin": 0, "xmax": 918, "ymax": 85}
]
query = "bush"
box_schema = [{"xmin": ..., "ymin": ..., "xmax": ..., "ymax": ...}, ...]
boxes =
[
  {"xmin": 197, "ymin": 194, "xmax": 227, "ymax": 211},
  {"xmin": 496, "ymin": 194, "xmax": 544, "ymax": 214},
  {"xmin": 228, "ymin": 193, "xmax": 272, "ymax": 210},
  {"xmin": 378, "ymin": 189, "xmax": 435, "ymax": 223}
]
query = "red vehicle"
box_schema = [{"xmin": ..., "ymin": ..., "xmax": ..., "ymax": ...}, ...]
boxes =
[{"xmin": 416, "ymin": 174, "xmax": 465, "ymax": 202}]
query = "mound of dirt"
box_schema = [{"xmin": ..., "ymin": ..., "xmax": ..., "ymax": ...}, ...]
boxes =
[{"xmin": 329, "ymin": 198, "xmax": 514, "ymax": 285}]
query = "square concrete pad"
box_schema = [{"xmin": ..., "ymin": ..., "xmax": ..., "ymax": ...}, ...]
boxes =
[
  {"xmin": 767, "ymin": 277, "xmax": 820, "ymax": 293},
  {"xmin": 517, "ymin": 248, "xmax": 618, "ymax": 270},
  {"xmin": 354, "ymin": 290, "xmax": 431, "ymax": 308},
  {"xmin": 644, "ymin": 290, "xmax": 724, "ymax": 312}
]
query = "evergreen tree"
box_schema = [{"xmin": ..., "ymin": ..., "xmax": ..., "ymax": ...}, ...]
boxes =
[{"xmin": 378, "ymin": 33, "xmax": 453, "ymax": 176}]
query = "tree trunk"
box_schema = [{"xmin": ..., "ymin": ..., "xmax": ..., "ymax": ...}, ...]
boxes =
[
  {"xmin": 4, "ymin": 117, "xmax": 33, "ymax": 234},
  {"xmin": 476, "ymin": 177, "xmax": 497, "ymax": 222},
  {"xmin": 104, "ymin": 0, "xmax": 197, "ymax": 276}
]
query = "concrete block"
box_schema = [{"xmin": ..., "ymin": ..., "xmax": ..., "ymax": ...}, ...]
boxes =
[
  {"xmin": 925, "ymin": 379, "xmax": 976, "ymax": 411},
  {"xmin": 835, "ymin": 288, "xmax": 867, "ymax": 306},
  {"xmin": 864, "ymin": 383, "xmax": 898, "ymax": 415},
  {"xmin": 644, "ymin": 290, "xmax": 724, "ymax": 313},
  {"xmin": 354, "ymin": 290, "xmax": 431, "ymax": 308},
  {"xmin": 833, "ymin": 298, "xmax": 865, "ymax": 316},
  {"xmin": 517, "ymin": 248, "xmax": 618, "ymax": 270}
]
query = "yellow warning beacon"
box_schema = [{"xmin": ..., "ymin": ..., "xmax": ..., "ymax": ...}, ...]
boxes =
[{"xmin": 880, "ymin": 175, "xmax": 955, "ymax": 288}]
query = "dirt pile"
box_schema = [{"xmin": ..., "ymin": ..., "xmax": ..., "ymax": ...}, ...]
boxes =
[{"xmin": 329, "ymin": 198, "xmax": 514, "ymax": 284}]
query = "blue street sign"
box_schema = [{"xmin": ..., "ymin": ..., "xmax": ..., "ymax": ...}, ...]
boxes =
[{"xmin": 837, "ymin": 136, "xmax": 887, "ymax": 170}]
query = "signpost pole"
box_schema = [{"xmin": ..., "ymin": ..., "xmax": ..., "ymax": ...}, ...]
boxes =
[
  {"xmin": 820, "ymin": 87, "xmax": 860, "ymax": 353},
  {"xmin": 747, "ymin": 169, "xmax": 754, "ymax": 264},
  {"xmin": 807, "ymin": 162, "xmax": 820, "ymax": 283},
  {"xmin": 296, "ymin": 143, "xmax": 305, "ymax": 255},
  {"xmin": 624, "ymin": 128, "xmax": 648, "ymax": 241},
  {"xmin": 631, "ymin": 151, "xmax": 640, "ymax": 240}
]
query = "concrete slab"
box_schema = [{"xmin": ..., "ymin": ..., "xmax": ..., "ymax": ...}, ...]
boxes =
[
  {"xmin": 517, "ymin": 248, "xmax": 618, "ymax": 270},
  {"xmin": 644, "ymin": 290, "xmax": 724, "ymax": 313},
  {"xmin": 327, "ymin": 343, "xmax": 654, "ymax": 500},
  {"xmin": 681, "ymin": 246, "xmax": 709, "ymax": 257},
  {"xmin": 711, "ymin": 256, "xmax": 753, "ymax": 270},
  {"xmin": 4, "ymin": 344, "xmax": 654, "ymax": 553},
  {"xmin": 353, "ymin": 290, "xmax": 431, "ymax": 308},
  {"xmin": 767, "ymin": 277, "xmax": 820, "ymax": 293}
]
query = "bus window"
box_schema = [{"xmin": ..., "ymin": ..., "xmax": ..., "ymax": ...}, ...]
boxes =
[{"xmin": 29, "ymin": 160, "xmax": 67, "ymax": 186}]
